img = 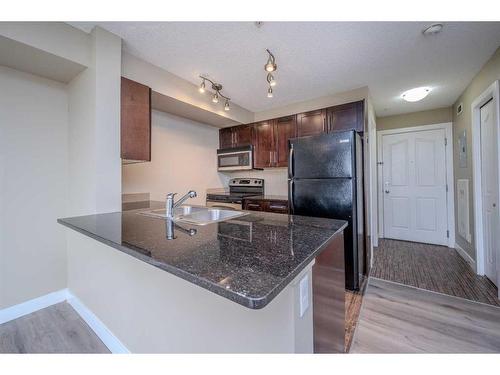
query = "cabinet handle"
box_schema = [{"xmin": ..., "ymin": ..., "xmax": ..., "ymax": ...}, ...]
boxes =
[{"xmin": 269, "ymin": 151, "xmax": 272, "ymax": 166}]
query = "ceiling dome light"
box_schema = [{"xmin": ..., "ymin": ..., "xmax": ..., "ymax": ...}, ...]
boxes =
[
  {"xmin": 402, "ymin": 87, "xmax": 431, "ymax": 102},
  {"xmin": 267, "ymin": 73, "xmax": 276, "ymax": 87},
  {"xmin": 267, "ymin": 86, "xmax": 273, "ymax": 98},
  {"xmin": 224, "ymin": 100, "xmax": 230, "ymax": 111},
  {"xmin": 422, "ymin": 23, "xmax": 444, "ymax": 35},
  {"xmin": 212, "ymin": 92, "xmax": 219, "ymax": 103},
  {"xmin": 199, "ymin": 80, "xmax": 205, "ymax": 93}
]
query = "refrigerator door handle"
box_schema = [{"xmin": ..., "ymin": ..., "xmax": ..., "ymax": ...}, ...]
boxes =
[
  {"xmin": 288, "ymin": 179, "xmax": 294, "ymax": 213},
  {"xmin": 289, "ymin": 145, "xmax": 294, "ymax": 178}
]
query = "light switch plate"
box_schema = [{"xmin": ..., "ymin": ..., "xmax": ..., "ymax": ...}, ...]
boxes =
[{"xmin": 299, "ymin": 274, "xmax": 309, "ymax": 317}]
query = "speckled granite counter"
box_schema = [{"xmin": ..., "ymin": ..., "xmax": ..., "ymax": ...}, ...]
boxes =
[{"xmin": 58, "ymin": 203, "xmax": 346, "ymax": 309}]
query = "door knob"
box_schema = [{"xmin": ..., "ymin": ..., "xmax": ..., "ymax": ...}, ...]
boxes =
[
  {"xmin": 385, "ymin": 190, "xmax": 390, "ymax": 194},
  {"xmin": 494, "ymin": 203, "xmax": 497, "ymax": 208}
]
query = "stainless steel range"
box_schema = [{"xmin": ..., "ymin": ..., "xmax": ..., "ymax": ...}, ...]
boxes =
[{"xmin": 206, "ymin": 178, "xmax": 264, "ymax": 210}]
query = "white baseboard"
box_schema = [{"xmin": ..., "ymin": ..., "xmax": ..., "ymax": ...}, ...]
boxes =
[
  {"xmin": 0, "ymin": 289, "xmax": 69, "ymax": 325},
  {"xmin": 0, "ymin": 289, "xmax": 129, "ymax": 353},
  {"xmin": 455, "ymin": 243, "xmax": 477, "ymax": 273},
  {"xmin": 67, "ymin": 292, "xmax": 129, "ymax": 354}
]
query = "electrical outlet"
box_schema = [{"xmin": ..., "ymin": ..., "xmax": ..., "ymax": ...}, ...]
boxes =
[{"xmin": 299, "ymin": 274, "xmax": 309, "ymax": 317}]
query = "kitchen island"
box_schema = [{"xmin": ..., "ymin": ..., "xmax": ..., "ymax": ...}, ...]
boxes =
[{"xmin": 58, "ymin": 203, "xmax": 346, "ymax": 353}]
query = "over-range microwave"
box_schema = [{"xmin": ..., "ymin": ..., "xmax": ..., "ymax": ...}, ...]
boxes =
[{"xmin": 217, "ymin": 145, "xmax": 253, "ymax": 171}]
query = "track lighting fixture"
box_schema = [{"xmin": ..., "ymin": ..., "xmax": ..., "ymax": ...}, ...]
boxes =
[
  {"xmin": 264, "ymin": 49, "xmax": 278, "ymax": 98},
  {"xmin": 199, "ymin": 76, "xmax": 230, "ymax": 110}
]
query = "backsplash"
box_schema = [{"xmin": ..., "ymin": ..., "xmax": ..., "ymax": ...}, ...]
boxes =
[{"xmin": 222, "ymin": 168, "xmax": 288, "ymax": 196}]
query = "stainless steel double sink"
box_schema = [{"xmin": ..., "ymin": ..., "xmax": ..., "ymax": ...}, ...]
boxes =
[{"xmin": 139, "ymin": 205, "xmax": 248, "ymax": 225}]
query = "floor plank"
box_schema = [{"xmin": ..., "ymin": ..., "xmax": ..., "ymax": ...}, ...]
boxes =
[
  {"xmin": 371, "ymin": 239, "xmax": 499, "ymax": 306},
  {"xmin": 350, "ymin": 278, "xmax": 500, "ymax": 353},
  {"xmin": 345, "ymin": 276, "xmax": 367, "ymax": 352},
  {"xmin": 0, "ymin": 302, "xmax": 109, "ymax": 353}
]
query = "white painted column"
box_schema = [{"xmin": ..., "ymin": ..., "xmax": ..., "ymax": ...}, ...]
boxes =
[{"xmin": 68, "ymin": 27, "xmax": 122, "ymax": 216}]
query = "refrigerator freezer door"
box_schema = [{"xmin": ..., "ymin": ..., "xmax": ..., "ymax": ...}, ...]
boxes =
[
  {"xmin": 289, "ymin": 131, "xmax": 355, "ymax": 179},
  {"xmin": 289, "ymin": 178, "xmax": 353, "ymax": 220}
]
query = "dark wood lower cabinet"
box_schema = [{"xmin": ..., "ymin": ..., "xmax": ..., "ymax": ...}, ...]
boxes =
[
  {"xmin": 313, "ymin": 232, "xmax": 345, "ymax": 353},
  {"xmin": 243, "ymin": 198, "xmax": 288, "ymax": 214}
]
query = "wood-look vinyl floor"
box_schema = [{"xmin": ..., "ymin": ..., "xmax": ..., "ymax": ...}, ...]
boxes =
[
  {"xmin": 345, "ymin": 276, "xmax": 367, "ymax": 352},
  {"xmin": 0, "ymin": 302, "xmax": 109, "ymax": 353},
  {"xmin": 350, "ymin": 278, "xmax": 500, "ymax": 353},
  {"xmin": 371, "ymin": 239, "xmax": 500, "ymax": 306}
]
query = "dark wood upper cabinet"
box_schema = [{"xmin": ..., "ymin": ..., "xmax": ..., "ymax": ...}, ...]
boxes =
[
  {"xmin": 121, "ymin": 77, "xmax": 151, "ymax": 162},
  {"xmin": 219, "ymin": 127, "xmax": 234, "ymax": 149},
  {"xmin": 233, "ymin": 124, "xmax": 253, "ymax": 147},
  {"xmin": 297, "ymin": 109, "xmax": 326, "ymax": 137},
  {"xmin": 253, "ymin": 120, "xmax": 275, "ymax": 168},
  {"xmin": 327, "ymin": 100, "xmax": 364, "ymax": 133},
  {"xmin": 219, "ymin": 124, "xmax": 253, "ymax": 149},
  {"xmin": 274, "ymin": 115, "xmax": 297, "ymax": 167}
]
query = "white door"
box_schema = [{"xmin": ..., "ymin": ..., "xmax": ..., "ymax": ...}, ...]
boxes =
[
  {"xmin": 382, "ymin": 129, "xmax": 448, "ymax": 245},
  {"xmin": 480, "ymin": 99, "xmax": 499, "ymax": 286}
]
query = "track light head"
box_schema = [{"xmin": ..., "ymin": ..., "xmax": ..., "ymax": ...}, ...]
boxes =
[
  {"xmin": 212, "ymin": 91, "xmax": 219, "ymax": 103},
  {"xmin": 264, "ymin": 49, "xmax": 277, "ymax": 72},
  {"xmin": 199, "ymin": 79, "xmax": 205, "ymax": 93},
  {"xmin": 224, "ymin": 100, "xmax": 230, "ymax": 111},
  {"xmin": 267, "ymin": 86, "xmax": 273, "ymax": 98},
  {"xmin": 267, "ymin": 73, "xmax": 276, "ymax": 87}
]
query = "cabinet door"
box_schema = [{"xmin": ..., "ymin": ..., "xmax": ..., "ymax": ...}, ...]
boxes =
[
  {"xmin": 253, "ymin": 120, "xmax": 275, "ymax": 168},
  {"xmin": 234, "ymin": 124, "xmax": 253, "ymax": 147},
  {"xmin": 265, "ymin": 200, "xmax": 289, "ymax": 214},
  {"xmin": 219, "ymin": 127, "xmax": 234, "ymax": 149},
  {"xmin": 121, "ymin": 77, "xmax": 151, "ymax": 161},
  {"xmin": 274, "ymin": 116, "xmax": 297, "ymax": 167},
  {"xmin": 328, "ymin": 100, "xmax": 364, "ymax": 133},
  {"xmin": 243, "ymin": 200, "xmax": 265, "ymax": 211},
  {"xmin": 297, "ymin": 109, "xmax": 326, "ymax": 137}
]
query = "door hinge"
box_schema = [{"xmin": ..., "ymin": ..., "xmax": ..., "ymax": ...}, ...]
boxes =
[
  {"xmin": 444, "ymin": 137, "xmax": 448, "ymax": 146},
  {"xmin": 377, "ymin": 161, "xmax": 384, "ymax": 165},
  {"xmin": 446, "ymin": 184, "xmax": 448, "ymax": 192},
  {"xmin": 447, "ymin": 230, "xmax": 450, "ymax": 238}
]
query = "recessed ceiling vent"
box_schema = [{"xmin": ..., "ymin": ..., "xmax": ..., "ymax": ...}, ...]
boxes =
[{"xmin": 457, "ymin": 103, "xmax": 463, "ymax": 116}]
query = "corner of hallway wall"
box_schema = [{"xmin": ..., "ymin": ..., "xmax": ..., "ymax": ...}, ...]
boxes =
[
  {"xmin": 376, "ymin": 107, "xmax": 453, "ymax": 131},
  {"xmin": 452, "ymin": 46, "xmax": 500, "ymax": 261},
  {"xmin": 67, "ymin": 26, "xmax": 122, "ymax": 216}
]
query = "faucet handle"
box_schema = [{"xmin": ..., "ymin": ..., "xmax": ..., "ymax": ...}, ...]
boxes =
[{"xmin": 166, "ymin": 192, "xmax": 177, "ymax": 199}]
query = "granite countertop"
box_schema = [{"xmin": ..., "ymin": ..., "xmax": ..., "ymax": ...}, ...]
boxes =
[
  {"xmin": 58, "ymin": 202, "xmax": 346, "ymax": 309},
  {"xmin": 242, "ymin": 195, "xmax": 289, "ymax": 202}
]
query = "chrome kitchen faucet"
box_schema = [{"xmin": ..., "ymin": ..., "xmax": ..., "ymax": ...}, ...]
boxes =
[{"xmin": 165, "ymin": 190, "xmax": 197, "ymax": 219}]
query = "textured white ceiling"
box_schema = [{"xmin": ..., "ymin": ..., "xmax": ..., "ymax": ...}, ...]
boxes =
[{"xmin": 69, "ymin": 22, "xmax": 500, "ymax": 116}]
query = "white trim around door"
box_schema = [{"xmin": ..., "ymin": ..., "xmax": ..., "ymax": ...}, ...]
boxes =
[
  {"xmin": 471, "ymin": 80, "xmax": 500, "ymax": 284},
  {"xmin": 377, "ymin": 122, "xmax": 455, "ymax": 248}
]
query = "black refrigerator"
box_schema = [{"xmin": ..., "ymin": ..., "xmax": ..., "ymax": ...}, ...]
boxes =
[{"xmin": 288, "ymin": 130, "xmax": 364, "ymax": 290}]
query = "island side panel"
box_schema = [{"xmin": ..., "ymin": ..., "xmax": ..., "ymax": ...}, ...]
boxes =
[
  {"xmin": 312, "ymin": 232, "xmax": 346, "ymax": 353},
  {"xmin": 66, "ymin": 230, "xmax": 314, "ymax": 353}
]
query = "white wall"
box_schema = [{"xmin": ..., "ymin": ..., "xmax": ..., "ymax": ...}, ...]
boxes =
[
  {"xmin": 0, "ymin": 66, "xmax": 68, "ymax": 309},
  {"xmin": 122, "ymin": 111, "xmax": 228, "ymax": 205},
  {"xmin": 67, "ymin": 27, "xmax": 122, "ymax": 216}
]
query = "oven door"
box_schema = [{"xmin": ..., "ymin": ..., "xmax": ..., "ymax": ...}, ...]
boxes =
[
  {"xmin": 217, "ymin": 146, "xmax": 253, "ymax": 171},
  {"xmin": 206, "ymin": 201, "xmax": 241, "ymax": 210}
]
